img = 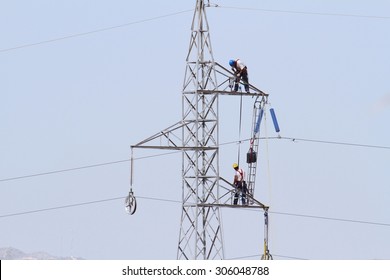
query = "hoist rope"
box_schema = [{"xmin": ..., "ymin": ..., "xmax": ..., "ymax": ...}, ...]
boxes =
[
  {"xmin": 130, "ymin": 148, "xmax": 134, "ymax": 187},
  {"xmin": 126, "ymin": 148, "xmax": 137, "ymax": 215},
  {"xmin": 237, "ymin": 93, "xmax": 244, "ymax": 166}
]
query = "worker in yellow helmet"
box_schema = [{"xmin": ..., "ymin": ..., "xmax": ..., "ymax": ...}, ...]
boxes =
[{"xmin": 232, "ymin": 163, "xmax": 248, "ymax": 205}]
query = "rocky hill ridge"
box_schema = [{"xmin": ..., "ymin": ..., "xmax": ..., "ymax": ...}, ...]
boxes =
[{"xmin": 0, "ymin": 247, "xmax": 82, "ymax": 260}]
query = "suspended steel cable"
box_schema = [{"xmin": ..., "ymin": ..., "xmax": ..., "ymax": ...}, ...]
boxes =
[
  {"xmin": 1, "ymin": 6, "xmax": 387, "ymax": 54},
  {"xmin": 0, "ymin": 136, "xmax": 389, "ymax": 184},
  {"xmin": 215, "ymin": 5, "xmax": 390, "ymax": 20},
  {"xmin": 282, "ymin": 136, "xmax": 390, "ymax": 150},
  {"xmin": 270, "ymin": 254, "xmax": 308, "ymax": 260},
  {"xmin": 0, "ymin": 191, "xmax": 389, "ymax": 259},
  {"xmin": 237, "ymin": 207, "xmax": 390, "ymax": 228},
  {"xmin": 0, "ymin": 195, "xmax": 180, "ymax": 219},
  {"xmin": 0, "ymin": 159, "xmax": 130, "ymax": 183},
  {"xmin": 1, "ymin": 192, "xmax": 389, "ymax": 229},
  {"xmin": 226, "ymin": 136, "xmax": 390, "ymax": 150},
  {"xmin": 270, "ymin": 210, "xmax": 390, "ymax": 228},
  {"xmin": 0, "ymin": 151, "xmax": 178, "ymax": 183},
  {"xmin": 0, "ymin": 196, "xmax": 126, "ymax": 219},
  {"xmin": 0, "ymin": 9, "xmax": 193, "ymax": 53}
]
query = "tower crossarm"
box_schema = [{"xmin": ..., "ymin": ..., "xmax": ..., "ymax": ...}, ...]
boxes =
[
  {"xmin": 218, "ymin": 177, "xmax": 268, "ymax": 209},
  {"xmin": 183, "ymin": 90, "xmax": 268, "ymax": 97},
  {"xmin": 213, "ymin": 62, "xmax": 268, "ymax": 95},
  {"xmin": 131, "ymin": 120, "xmax": 195, "ymax": 149}
]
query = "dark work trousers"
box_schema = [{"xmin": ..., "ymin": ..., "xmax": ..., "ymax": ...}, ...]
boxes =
[
  {"xmin": 234, "ymin": 68, "xmax": 249, "ymax": 92},
  {"xmin": 233, "ymin": 181, "xmax": 248, "ymax": 205}
]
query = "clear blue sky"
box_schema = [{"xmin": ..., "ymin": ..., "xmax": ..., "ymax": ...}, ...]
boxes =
[{"xmin": 1, "ymin": 0, "xmax": 390, "ymax": 260}]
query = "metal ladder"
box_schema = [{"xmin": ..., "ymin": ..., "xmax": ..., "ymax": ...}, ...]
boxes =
[{"xmin": 246, "ymin": 97, "xmax": 266, "ymax": 203}]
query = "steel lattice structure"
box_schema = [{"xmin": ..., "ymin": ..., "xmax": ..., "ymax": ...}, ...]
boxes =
[
  {"xmin": 129, "ymin": 0, "xmax": 271, "ymax": 260},
  {"xmin": 178, "ymin": 0, "xmax": 222, "ymax": 260}
]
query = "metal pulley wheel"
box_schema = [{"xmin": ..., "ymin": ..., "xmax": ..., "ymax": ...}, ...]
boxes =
[{"xmin": 125, "ymin": 190, "xmax": 137, "ymax": 215}]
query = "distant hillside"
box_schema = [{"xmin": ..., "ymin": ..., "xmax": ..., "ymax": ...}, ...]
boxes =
[{"xmin": 0, "ymin": 247, "xmax": 83, "ymax": 260}]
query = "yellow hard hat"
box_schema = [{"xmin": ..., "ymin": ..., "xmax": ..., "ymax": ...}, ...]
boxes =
[{"xmin": 232, "ymin": 163, "xmax": 239, "ymax": 169}]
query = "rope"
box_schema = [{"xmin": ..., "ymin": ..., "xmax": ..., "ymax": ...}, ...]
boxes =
[
  {"xmin": 130, "ymin": 148, "xmax": 134, "ymax": 188},
  {"xmin": 237, "ymin": 93, "xmax": 243, "ymax": 166}
]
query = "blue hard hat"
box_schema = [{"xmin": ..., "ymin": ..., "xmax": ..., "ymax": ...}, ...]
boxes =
[{"xmin": 229, "ymin": 59, "xmax": 235, "ymax": 67}]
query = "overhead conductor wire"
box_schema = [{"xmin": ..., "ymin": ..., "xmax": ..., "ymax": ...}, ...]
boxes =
[
  {"xmin": 0, "ymin": 9, "xmax": 194, "ymax": 53},
  {"xmin": 1, "ymin": 137, "xmax": 389, "ymax": 184}
]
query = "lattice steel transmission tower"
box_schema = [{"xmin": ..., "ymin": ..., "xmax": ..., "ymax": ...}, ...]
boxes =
[
  {"xmin": 178, "ymin": 0, "xmax": 222, "ymax": 260},
  {"xmin": 128, "ymin": 0, "xmax": 271, "ymax": 260}
]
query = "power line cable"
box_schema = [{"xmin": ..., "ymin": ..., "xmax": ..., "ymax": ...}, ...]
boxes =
[
  {"xmin": 1, "ymin": 193, "xmax": 388, "ymax": 259},
  {"xmin": 281, "ymin": 136, "xmax": 390, "ymax": 150},
  {"xmin": 0, "ymin": 9, "xmax": 193, "ymax": 53},
  {"xmin": 0, "ymin": 159, "xmax": 130, "ymax": 183},
  {"xmin": 216, "ymin": 5, "xmax": 390, "ymax": 20},
  {"xmin": 0, "ymin": 195, "xmax": 180, "ymax": 219},
  {"xmin": 235, "ymin": 206, "xmax": 390, "ymax": 227},
  {"xmin": 270, "ymin": 210, "xmax": 390, "ymax": 228},
  {"xmin": 229, "ymin": 207, "xmax": 390, "ymax": 228},
  {"xmin": 0, "ymin": 151, "xmax": 179, "ymax": 183},
  {"xmin": 0, "ymin": 136, "xmax": 388, "ymax": 183},
  {"xmin": 1, "ymin": 6, "xmax": 388, "ymax": 54},
  {"xmin": 271, "ymin": 254, "xmax": 307, "ymax": 260},
  {"xmin": 1, "ymin": 193, "xmax": 390, "ymax": 228},
  {"xmin": 0, "ymin": 196, "xmax": 125, "ymax": 219},
  {"xmin": 222, "ymin": 136, "xmax": 390, "ymax": 150},
  {"xmin": 0, "ymin": 193, "xmax": 386, "ymax": 262},
  {"xmin": 0, "ymin": 193, "xmax": 389, "ymax": 259}
]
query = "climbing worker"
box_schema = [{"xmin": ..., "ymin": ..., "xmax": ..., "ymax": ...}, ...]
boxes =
[
  {"xmin": 232, "ymin": 163, "xmax": 248, "ymax": 205},
  {"xmin": 229, "ymin": 59, "xmax": 250, "ymax": 93}
]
